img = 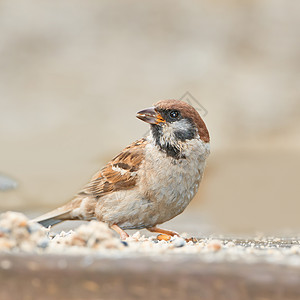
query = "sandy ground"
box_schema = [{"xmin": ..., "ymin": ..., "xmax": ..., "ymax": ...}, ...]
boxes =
[{"xmin": 1, "ymin": 211, "xmax": 300, "ymax": 268}]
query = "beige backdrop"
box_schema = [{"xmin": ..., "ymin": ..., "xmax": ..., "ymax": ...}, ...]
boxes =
[{"xmin": 1, "ymin": 0, "xmax": 299, "ymax": 234}]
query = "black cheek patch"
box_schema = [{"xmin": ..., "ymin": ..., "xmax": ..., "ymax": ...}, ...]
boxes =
[
  {"xmin": 174, "ymin": 118, "xmax": 197, "ymax": 141},
  {"xmin": 174, "ymin": 128, "xmax": 196, "ymax": 141}
]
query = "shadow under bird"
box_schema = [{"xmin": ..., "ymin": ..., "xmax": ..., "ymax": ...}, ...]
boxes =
[{"xmin": 33, "ymin": 99, "xmax": 210, "ymax": 239}]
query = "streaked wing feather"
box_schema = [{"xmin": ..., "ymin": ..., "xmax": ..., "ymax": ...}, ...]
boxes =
[{"xmin": 78, "ymin": 138, "xmax": 147, "ymax": 198}]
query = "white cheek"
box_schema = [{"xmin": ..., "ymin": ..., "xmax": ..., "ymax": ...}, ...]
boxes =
[{"xmin": 170, "ymin": 119, "xmax": 192, "ymax": 132}]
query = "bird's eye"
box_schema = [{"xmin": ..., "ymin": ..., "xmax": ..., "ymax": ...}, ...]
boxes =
[{"xmin": 169, "ymin": 110, "xmax": 179, "ymax": 119}]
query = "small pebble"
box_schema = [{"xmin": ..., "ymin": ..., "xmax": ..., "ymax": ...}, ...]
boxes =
[
  {"xmin": 37, "ymin": 238, "xmax": 50, "ymax": 249},
  {"xmin": 132, "ymin": 231, "xmax": 141, "ymax": 240},
  {"xmin": 172, "ymin": 237, "xmax": 186, "ymax": 248},
  {"xmin": 226, "ymin": 241, "xmax": 236, "ymax": 248},
  {"xmin": 290, "ymin": 245, "xmax": 300, "ymax": 254},
  {"xmin": 207, "ymin": 240, "xmax": 222, "ymax": 251},
  {"xmin": 121, "ymin": 241, "xmax": 128, "ymax": 247}
]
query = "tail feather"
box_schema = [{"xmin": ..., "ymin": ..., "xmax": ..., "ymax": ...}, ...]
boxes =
[
  {"xmin": 32, "ymin": 206, "xmax": 74, "ymax": 228},
  {"xmin": 38, "ymin": 218, "xmax": 63, "ymax": 228}
]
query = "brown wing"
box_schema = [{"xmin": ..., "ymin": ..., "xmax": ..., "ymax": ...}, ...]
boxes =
[{"xmin": 78, "ymin": 138, "xmax": 147, "ymax": 199}]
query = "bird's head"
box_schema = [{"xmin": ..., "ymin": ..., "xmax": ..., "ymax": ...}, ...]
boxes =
[{"xmin": 137, "ymin": 100, "xmax": 209, "ymax": 158}]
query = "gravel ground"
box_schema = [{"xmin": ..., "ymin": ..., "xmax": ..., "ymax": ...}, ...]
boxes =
[{"xmin": 1, "ymin": 211, "xmax": 300, "ymax": 267}]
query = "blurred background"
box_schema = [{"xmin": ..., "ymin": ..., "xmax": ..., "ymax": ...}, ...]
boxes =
[{"xmin": 0, "ymin": 0, "xmax": 299, "ymax": 235}]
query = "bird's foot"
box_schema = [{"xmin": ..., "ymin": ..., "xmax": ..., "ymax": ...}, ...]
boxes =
[
  {"xmin": 147, "ymin": 226, "xmax": 179, "ymax": 236},
  {"xmin": 111, "ymin": 224, "xmax": 129, "ymax": 240},
  {"xmin": 147, "ymin": 227, "xmax": 198, "ymax": 243},
  {"xmin": 147, "ymin": 226, "xmax": 180, "ymax": 241},
  {"xmin": 157, "ymin": 234, "xmax": 198, "ymax": 243}
]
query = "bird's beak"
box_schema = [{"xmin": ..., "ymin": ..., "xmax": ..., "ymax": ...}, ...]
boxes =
[{"xmin": 136, "ymin": 107, "xmax": 165, "ymax": 125}]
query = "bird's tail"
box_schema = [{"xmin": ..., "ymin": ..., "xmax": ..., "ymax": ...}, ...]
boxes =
[{"xmin": 31, "ymin": 203, "xmax": 76, "ymax": 228}]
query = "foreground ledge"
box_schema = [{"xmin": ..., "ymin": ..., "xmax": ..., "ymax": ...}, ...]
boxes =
[{"xmin": 1, "ymin": 253, "xmax": 300, "ymax": 300}]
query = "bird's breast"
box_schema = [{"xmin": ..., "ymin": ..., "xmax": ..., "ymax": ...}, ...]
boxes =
[{"xmin": 137, "ymin": 138, "xmax": 210, "ymax": 224}]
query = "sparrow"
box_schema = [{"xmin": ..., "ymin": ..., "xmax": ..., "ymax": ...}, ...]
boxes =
[{"xmin": 33, "ymin": 99, "xmax": 210, "ymax": 240}]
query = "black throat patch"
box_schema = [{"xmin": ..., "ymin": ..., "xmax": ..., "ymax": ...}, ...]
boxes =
[{"xmin": 150, "ymin": 124, "xmax": 197, "ymax": 159}]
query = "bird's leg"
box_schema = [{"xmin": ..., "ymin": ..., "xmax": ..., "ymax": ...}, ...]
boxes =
[
  {"xmin": 111, "ymin": 224, "xmax": 129, "ymax": 240},
  {"xmin": 147, "ymin": 226, "xmax": 179, "ymax": 237}
]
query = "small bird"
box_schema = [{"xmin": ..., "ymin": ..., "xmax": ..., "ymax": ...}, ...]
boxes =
[{"xmin": 34, "ymin": 100, "xmax": 210, "ymax": 239}]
